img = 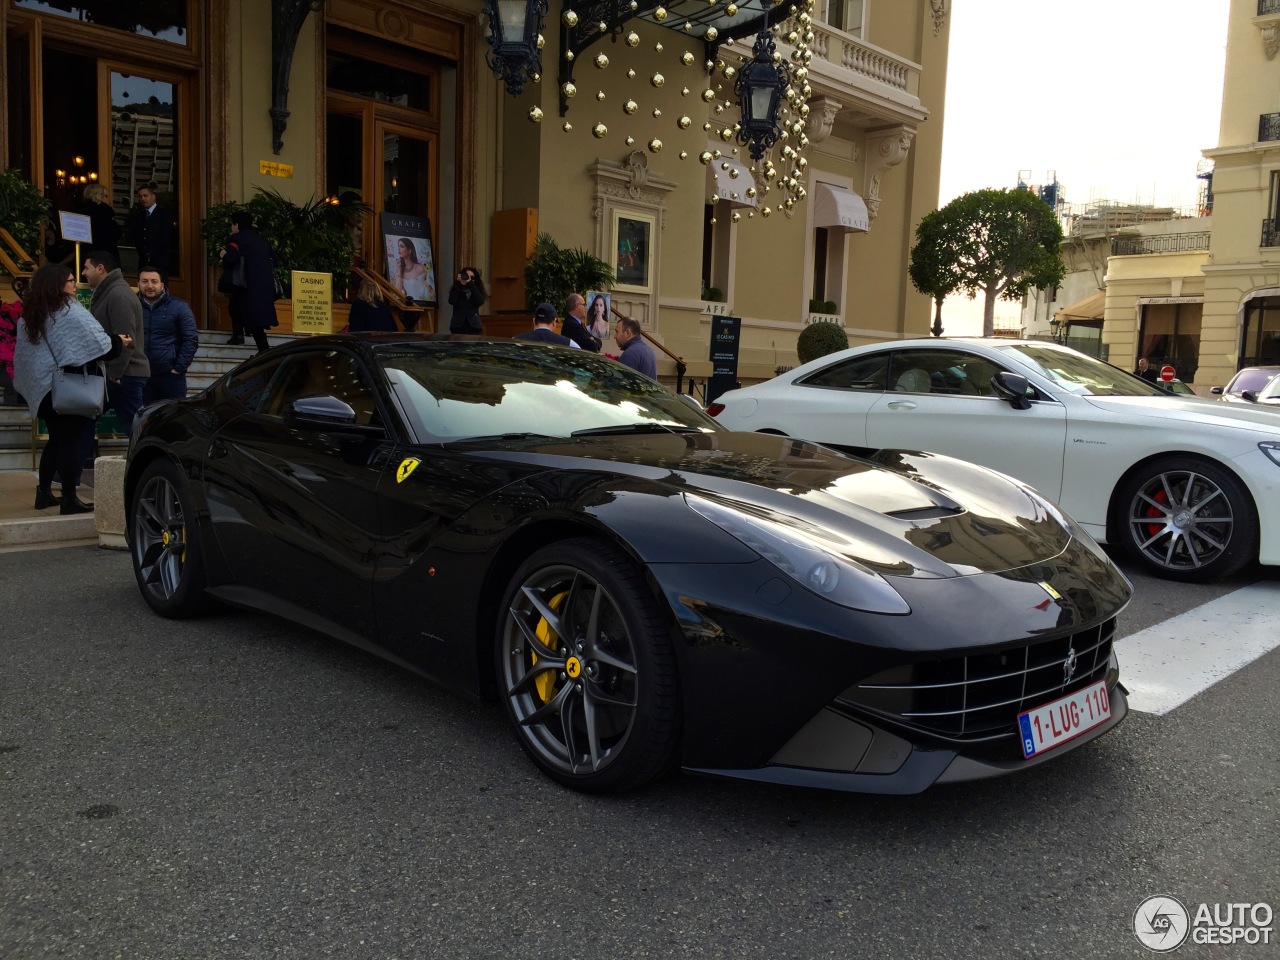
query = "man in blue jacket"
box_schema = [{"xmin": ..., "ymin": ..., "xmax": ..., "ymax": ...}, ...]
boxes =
[{"xmin": 137, "ymin": 267, "xmax": 198, "ymax": 404}]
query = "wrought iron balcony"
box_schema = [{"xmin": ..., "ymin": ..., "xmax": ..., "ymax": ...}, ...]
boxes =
[
  {"xmin": 1263, "ymin": 219, "xmax": 1280, "ymax": 248},
  {"xmin": 1260, "ymin": 113, "xmax": 1280, "ymax": 142},
  {"xmin": 1111, "ymin": 232, "xmax": 1211, "ymax": 256},
  {"xmin": 1260, "ymin": 0, "xmax": 1280, "ymax": 15}
]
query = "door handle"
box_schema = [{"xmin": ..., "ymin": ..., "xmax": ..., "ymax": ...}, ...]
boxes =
[{"xmin": 886, "ymin": 400, "xmax": 918, "ymax": 410}]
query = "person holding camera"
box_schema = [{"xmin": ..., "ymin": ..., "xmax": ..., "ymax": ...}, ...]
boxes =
[{"xmin": 447, "ymin": 266, "xmax": 486, "ymax": 334}]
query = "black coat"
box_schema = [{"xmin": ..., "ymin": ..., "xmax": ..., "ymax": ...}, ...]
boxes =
[
  {"xmin": 127, "ymin": 204, "xmax": 174, "ymax": 275},
  {"xmin": 348, "ymin": 299, "xmax": 397, "ymax": 332},
  {"xmin": 84, "ymin": 200, "xmax": 121, "ymax": 261},
  {"xmin": 447, "ymin": 282, "xmax": 485, "ymax": 333},
  {"xmin": 222, "ymin": 227, "xmax": 278, "ymax": 331}
]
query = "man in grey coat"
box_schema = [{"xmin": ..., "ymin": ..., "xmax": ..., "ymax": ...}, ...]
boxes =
[{"xmin": 84, "ymin": 250, "xmax": 150, "ymax": 433}]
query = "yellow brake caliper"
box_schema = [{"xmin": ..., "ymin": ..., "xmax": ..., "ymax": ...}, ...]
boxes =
[{"xmin": 531, "ymin": 591, "xmax": 568, "ymax": 704}]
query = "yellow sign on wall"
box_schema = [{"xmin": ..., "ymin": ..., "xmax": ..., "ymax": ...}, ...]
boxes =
[
  {"xmin": 291, "ymin": 271, "xmax": 333, "ymax": 335},
  {"xmin": 259, "ymin": 160, "xmax": 294, "ymax": 178}
]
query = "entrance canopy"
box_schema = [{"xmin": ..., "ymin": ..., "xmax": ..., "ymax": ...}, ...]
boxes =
[
  {"xmin": 1055, "ymin": 290, "xmax": 1105, "ymax": 321},
  {"xmin": 706, "ymin": 154, "xmax": 758, "ymax": 207},
  {"xmin": 813, "ymin": 183, "xmax": 869, "ymax": 233}
]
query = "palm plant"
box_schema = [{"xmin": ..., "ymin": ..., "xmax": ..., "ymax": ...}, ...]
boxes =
[{"xmin": 524, "ymin": 233, "xmax": 614, "ymax": 309}]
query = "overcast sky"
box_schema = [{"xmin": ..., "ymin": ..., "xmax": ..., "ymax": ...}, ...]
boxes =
[{"xmin": 935, "ymin": 0, "xmax": 1230, "ymax": 331}]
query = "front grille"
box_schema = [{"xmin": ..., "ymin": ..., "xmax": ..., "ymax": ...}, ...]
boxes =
[{"xmin": 839, "ymin": 618, "xmax": 1116, "ymax": 742}]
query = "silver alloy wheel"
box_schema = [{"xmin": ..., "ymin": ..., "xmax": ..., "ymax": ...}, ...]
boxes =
[
  {"xmin": 132, "ymin": 472, "xmax": 189, "ymax": 603},
  {"xmin": 500, "ymin": 563, "xmax": 640, "ymax": 777},
  {"xmin": 1126, "ymin": 467, "xmax": 1234, "ymax": 573}
]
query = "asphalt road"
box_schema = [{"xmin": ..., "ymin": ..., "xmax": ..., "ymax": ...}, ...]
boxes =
[{"xmin": 1, "ymin": 546, "xmax": 1276, "ymax": 959}]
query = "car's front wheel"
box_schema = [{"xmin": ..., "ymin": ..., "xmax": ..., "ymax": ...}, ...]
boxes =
[
  {"xmin": 131, "ymin": 458, "xmax": 214, "ymax": 618},
  {"xmin": 1118, "ymin": 456, "xmax": 1257, "ymax": 582},
  {"xmin": 496, "ymin": 538, "xmax": 680, "ymax": 793}
]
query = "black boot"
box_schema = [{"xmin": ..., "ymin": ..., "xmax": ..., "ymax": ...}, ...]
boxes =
[
  {"xmin": 60, "ymin": 497, "xmax": 93, "ymax": 515},
  {"xmin": 226, "ymin": 335, "xmax": 245, "ymax": 345},
  {"xmin": 34, "ymin": 485, "xmax": 62, "ymax": 509}
]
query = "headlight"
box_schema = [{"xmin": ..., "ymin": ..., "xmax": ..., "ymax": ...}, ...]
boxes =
[
  {"xmin": 685, "ymin": 494, "xmax": 910, "ymax": 615},
  {"xmin": 1261, "ymin": 441, "xmax": 1280, "ymax": 467}
]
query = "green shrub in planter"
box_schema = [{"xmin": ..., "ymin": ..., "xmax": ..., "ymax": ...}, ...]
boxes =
[
  {"xmin": 524, "ymin": 233, "xmax": 615, "ymax": 310},
  {"xmin": 0, "ymin": 169, "xmax": 51, "ymax": 275},
  {"xmin": 796, "ymin": 320, "xmax": 849, "ymax": 364},
  {"xmin": 702, "ymin": 286, "xmax": 723, "ymax": 302},
  {"xmin": 821, "ymin": 300, "xmax": 838, "ymax": 314}
]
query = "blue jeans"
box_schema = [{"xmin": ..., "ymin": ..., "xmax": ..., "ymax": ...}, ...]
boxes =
[{"xmin": 108, "ymin": 375, "xmax": 148, "ymax": 435}]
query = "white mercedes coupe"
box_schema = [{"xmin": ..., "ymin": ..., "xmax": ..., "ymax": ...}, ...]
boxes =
[{"xmin": 708, "ymin": 338, "xmax": 1280, "ymax": 582}]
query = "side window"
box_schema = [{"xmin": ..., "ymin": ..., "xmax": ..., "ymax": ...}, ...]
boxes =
[
  {"xmin": 223, "ymin": 354, "xmax": 292, "ymax": 413},
  {"xmin": 799, "ymin": 353, "xmax": 889, "ymax": 390},
  {"xmin": 260, "ymin": 350, "xmax": 380, "ymax": 425},
  {"xmin": 889, "ymin": 350, "xmax": 1006, "ymax": 397}
]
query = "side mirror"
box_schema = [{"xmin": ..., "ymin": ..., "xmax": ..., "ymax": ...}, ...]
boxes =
[
  {"xmin": 289, "ymin": 394, "xmax": 358, "ymax": 425},
  {"xmin": 1241, "ymin": 390, "xmax": 1258, "ymax": 404},
  {"xmin": 990, "ymin": 371, "xmax": 1033, "ymax": 410},
  {"xmin": 1210, "ymin": 386, "xmax": 1223, "ymax": 395}
]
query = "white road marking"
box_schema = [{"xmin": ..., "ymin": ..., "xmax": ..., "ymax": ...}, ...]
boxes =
[{"xmin": 1117, "ymin": 582, "xmax": 1280, "ymax": 715}]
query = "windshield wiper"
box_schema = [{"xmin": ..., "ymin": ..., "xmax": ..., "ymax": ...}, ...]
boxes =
[
  {"xmin": 444, "ymin": 432, "xmax": 557, "ymax": 444},
  {"xmin": 570, "ymin": 423, "xmax": 703, "ymax": 437}
]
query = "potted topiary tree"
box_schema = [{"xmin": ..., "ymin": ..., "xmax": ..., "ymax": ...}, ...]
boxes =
[
  {"xmin": 796, "ymin": 320, "xmax": 849, "ymax": 364},
  {"xmin": 0, "ymin": 168, "xmax": 50, "ymax": 294}
]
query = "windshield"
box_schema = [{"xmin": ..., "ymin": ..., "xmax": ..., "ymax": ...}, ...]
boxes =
[
  {"xmin": 1256, "ymin": 375, "xmax": 1280, "ymax": 402},
  {"xmin": 992, "ymin": 343, "xmax": 1167, "ymax": 397},
  {"xmin": 375, "ymin": 340, "xmax": 719, "ymax": 441},
  {"xmin": 1226, "ymin": 368, "xmax": 1280, "ymax": 395}
]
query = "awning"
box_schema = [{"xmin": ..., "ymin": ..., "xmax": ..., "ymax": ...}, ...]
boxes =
[
  {"xmin": 813, "ymin": 183, "xmax": 869, "ymax": 232},
  {"xmin": 1055, "ymin": 290, "xmax": 1105, "ymax": 321},
  {"xmin": 706, "ymin": 154, "xmax": 757, "ymax": 207}
]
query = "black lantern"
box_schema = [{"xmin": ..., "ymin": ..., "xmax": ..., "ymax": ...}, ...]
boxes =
[
  {"xmin": 734, "ymin": 29, "xmax": 791, "ymax": 161},
  {"xmin": 484, "ymin": 0, "xmax": 547, "ymax": 97}
]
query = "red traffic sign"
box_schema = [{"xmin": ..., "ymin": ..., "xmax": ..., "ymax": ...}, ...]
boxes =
[{"xmin": 1160, "ymin": 365, "xmax": 1176, "ymax": 382}]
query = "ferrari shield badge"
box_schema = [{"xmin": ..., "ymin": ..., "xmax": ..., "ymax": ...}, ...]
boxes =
[{"xmin": 396, "ymin": 458, "xmax": 421, "ymax": 483}]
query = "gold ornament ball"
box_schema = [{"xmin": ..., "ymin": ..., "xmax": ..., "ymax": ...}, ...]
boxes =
[
  {"xmin": 746, "ymin": 186, "xmax": 757, "ymax": 198},
  {"xmin": 705, "ymin": 60, "xmax": 716, "ymax": 71},
  {"xmin": 702, "ymin": 121, "xmax": 713, "ymax": 131},
  {"xmin": 528, "ymin": 106, "xmax": 544, "ymax": 122},
  {"xmin": 709, "ymin": 217, "xmax": 716, "ymax": 224},
  {"xmin": 709, "ymin": 195, "xmax": 719, "ymax": 205},
  {"xmin": 701, "ymin": 88, "xmax": 716, "ymax": 102},
  {"xmin": 531, "ymin": 72, "xmax": 541, "ymax": 82},
  {"xmin": 698, "ymin": 150, "xmax": 714, "ymax": 164},
  {"xmin": 561, "ymin": 82, "xmax": 577, "ymax": 98},
  {"xmin": 654, "ymin": 5, "xmax": 667, "ymax": 20},
  {"xmin": 597, "ymin": 90, "xmax": 607, "ymax": 100},
  {"xmin": 652, "ymin": 108, "xmax": 662, "ymax": 117},
  {"xmin": 762, "ymin": 206, "xmax": 772, "ymax": 218},
  {"xmin": 655, "ymin": 41, "xmax": 664, "ymax": 52},
  {"xmin": 623, "ymin": 99, "xmax": 638, "ymax": 114},
  {"xmin": 564, "ymin": 50, "xmax": 575, "ymax": 61},
  {"xmin": 592, "ymin": 122, "xmax": 608, "ymax": 138},
  {"xmin": 648, "ymin": 138, "xmax": 663, "ymax": 152},
  {"xmin": 598, "ymin": 20, "xmax": 608, "ymax": 32},
  {"xmin": 562, "ymin": 121, "xmax": 573, "ymax": 132},
  {"xmin": 723, "ymin": 66, "xmax": 737, "ymax": 81},
  {"xmin": 626, "ymin": 136, "xmax": 635, "ymax": 145},
  {"xmin": 677, "ymin": 115, "xmax": 692, "ymax": 129},
  {"xmin": 714, "ymin": 104, "xmax": 723, "ymax": 115},
  {"xmin": 681, "ymin": 86, "xmax": 691, "ymax": 96},
  {"xmin": 594, "ymin": 53, "xmax": 609, "ymax": 69},
  {"xmin": 536, "ymin": 34, "xmax": 545, "ymax": 49},
  {"xmin": 728, "ymin": 167, "xmax": 739, "ymax": 179},
  {"xmin": 625, "ymin": 31, "xmax": 640, "ymax": 47},
  {"xmin": 731, "ymin": 211, "xmax": 741, "ymax": 223},
  {"xmin": 651, "ymin": 73, "xmax": 665, "ymax": 87},
  {"xmin": 787, "ymin": 30, "xmax": 798, "ymax": 43},
  {"xmin": 726, "ymin": 2, "xmax": 738, "ymax": 13},
  {"xmin": 719, "ymin": 127, "xmax": 734, "ymax": 142},
  {"xmin": 679, "ymin": 150, "xmax": 688, "ymax": 159},
  {"xmin": 704, "ymin": 26, "xmax": 718, "ymax": 41},
  {"xmin": 562, "ymin": 9, "xmax": 579, "ymax": 26},
  {"xmin": 797, "ymin": 156, "xmax": 808, "ymax": 169},
  {"xmin": 683, "ymin": 21, "xmax": 693, "ymax": 32},
  {"xmin": 681, "ymin": 51, "xmax": 695, "ymax": 66},
  {"xmin": 627, "ymin": 68, "xmax": 636, "ymax": 78}
]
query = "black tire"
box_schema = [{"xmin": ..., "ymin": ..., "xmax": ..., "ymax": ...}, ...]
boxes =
[
  {"xmin": 495, "ymin": 538, "xmax": 680, "ymax": 793},
  {"xmin": 1118, "ymin": 456, "xmax": 1258, "ymax": 583},
  {"xmin": 130, "ymin": 458, "xmax": 214, "ymax": 618}
]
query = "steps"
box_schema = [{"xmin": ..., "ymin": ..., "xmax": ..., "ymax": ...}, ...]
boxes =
[{"xmin": 0, "ymin": 329, "xmax": 302, "ymax": 469}]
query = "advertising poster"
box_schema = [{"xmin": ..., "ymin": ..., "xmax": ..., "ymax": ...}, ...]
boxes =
[
  {"xmin": 291, "ymin": 271, "xmax": 333, "ymax": 334},
  {"xmin": 706, "ymin": 314, "xmax": 742, "ymax": 404},
  {"xmin": 380, "ymin": 213, "xmax": 437, "ymax": 306}
]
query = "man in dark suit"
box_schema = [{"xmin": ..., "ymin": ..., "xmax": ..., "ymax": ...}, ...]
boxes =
[
  {"xmin": 514, "ymin": 303, "xmax": 572, "ymax": 345},
  {"xmin": 129, "ymin": 181, "xmax": 173, "ymax": 276},
  {"xmin": 560, "ymin": 293, "xmax": 602, "ymax": 351},
  {"xmin": 1135, "ymin": 358, "xmax": 1160, "ymax": 383}
]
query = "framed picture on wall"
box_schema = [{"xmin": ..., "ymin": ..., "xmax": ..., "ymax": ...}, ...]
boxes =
[
  {"xmin": 612, "ymin": 210, "xmax": 654, "ymax": 292},
  {"xmin": 380, "ymin": 212, "xmax": 437, "ymax": 306}
]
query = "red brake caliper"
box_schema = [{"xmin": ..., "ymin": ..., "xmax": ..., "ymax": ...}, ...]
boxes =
[{"xmin": 1145, "ymin": 488, "xmax": 1169, "ymax": 538}]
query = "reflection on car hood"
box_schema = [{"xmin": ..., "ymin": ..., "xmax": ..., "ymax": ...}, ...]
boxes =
[
  {"xmin": 1082, "ymin": 394, "xmax": 1280, "ymax": 431},
  {"xmin": 480, "ymin": 431, "xmax": 1075, "ymax": 578}
]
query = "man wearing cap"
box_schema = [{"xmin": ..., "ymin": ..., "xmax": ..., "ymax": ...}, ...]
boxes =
[{"xmin": 515, "ymin": 303, "xmax": 572, "ymax": 345}]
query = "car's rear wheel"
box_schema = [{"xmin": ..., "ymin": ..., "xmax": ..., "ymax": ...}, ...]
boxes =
[
  {"xmin": 131, "ymin": 458, "xmax": 214, "ymax": 618},
  {"xmin": 496, "ymin": 538, "xmax": 680, "ymax": 793},
  {"xmin": 1118, "ymin": 457, "xmax": 1257, "ymax": 582}
]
